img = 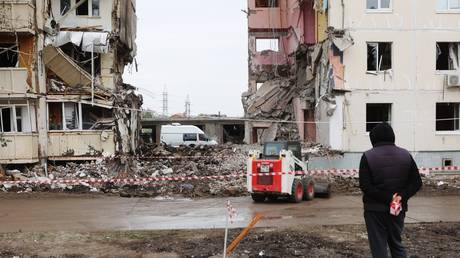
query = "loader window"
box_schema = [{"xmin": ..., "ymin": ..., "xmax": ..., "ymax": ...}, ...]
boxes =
[{"xmin": 263, "ymin": 143, "xmax": 284, "ymax": 157}]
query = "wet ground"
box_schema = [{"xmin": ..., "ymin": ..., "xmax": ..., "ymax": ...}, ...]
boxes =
[
  {"xmin": 1, "ymin": 194, "xmax": 459, "ymax": 233},
  {"xmin": 1, "ymin": 223, "xmax": 459, "ymax": 257}
]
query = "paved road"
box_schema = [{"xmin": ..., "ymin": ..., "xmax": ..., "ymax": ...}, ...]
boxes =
[{"xmin": 0, "ymin": 195, "xmax": 459, "ymax": 233}]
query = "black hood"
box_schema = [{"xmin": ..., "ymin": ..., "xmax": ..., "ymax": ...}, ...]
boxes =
[{"xmin": 369, "ymin": 123, "xmax": 395, "ymax": 147}]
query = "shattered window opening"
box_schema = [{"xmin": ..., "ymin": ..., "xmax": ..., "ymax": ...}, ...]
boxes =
[
  {"xmin": 0, "ymin": 44, "xmax": 18, "ymax": 67},
  {"xmin": 367, "ymin": 42, "xmax": 392, "ymax": 72},
  {"xmin": 0, "ymin": 107, "xmax": 13, "ymax": 132},
  {"xmin": 367, "ymin": 0, "xmax": 391, "ymax": 10},
  {"xmin": 183, "ymin": 133, "xmax": 197, "ymax": 142},
  {"xmin": 366, "ymin": 103, "xmax": 392, "ymax": 132},
  {"xmin": 15, "ymin": 107, "xmax": 22, "ymax": 132},
  {"xmin": 256, "ymin": 38, "xmax": 279, "ymax": 52},
  {"xmin": 436, "ymin": 103, "xmax": 459, "ymax": 131},
  {"xmin": 255, "ymin": 0, "xmax": 279, "ymax": 8},
  {"xmin": 48, "ymin": 103, "xmax": 63, "ymax": 130},
  {"xmin": 438, "ymin": 0, "xmax": 460, "ymax": 11},
  {"xmin": 436, "ymin": 42, "xmax": 459, "ymax": 71},
  {"xmin": 60, "ymin": 0, "xmax": 71, "ymax": 15},
  {"xmin": 82, "ymin": 104, "xmax": 112, "ymax": 130},
  {"xmin": 64, "ymin": 103, "xmax": 79, "ymax": 130},
  {"xmin": 76, "ymin": 0, "xmax": 89, "ymax": 16},
  {"xmin": 60, "ymin": 43, "xmax": 101, "ymax": 75}
]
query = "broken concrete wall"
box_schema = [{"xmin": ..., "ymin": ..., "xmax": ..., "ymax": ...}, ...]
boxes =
[{"xmin": 243, "ymin": 28, "xmax": 353, "ymax": 145}]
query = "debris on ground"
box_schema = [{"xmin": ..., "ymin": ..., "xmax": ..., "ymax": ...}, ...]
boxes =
[
  {"xmin": 1, "ymin": 144, "xmax": 459, "ymax": 197},
  {"xmin": 0, "ymin": 223, "xmax": 459, "ymax": 257},
  {"xmin": 0, "ymin": 144, "xmax": 248, "ymax": 198}
]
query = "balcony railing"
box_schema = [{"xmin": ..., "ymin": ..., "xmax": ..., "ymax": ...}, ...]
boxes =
[
  {"xmin": 0, "ymin": 133, "xmax": 39, "ymax": 164},
  {"xmin": 0, "ymin": 0, "xmax": 35, "ymax": 34},
  {"xmin": 0, "ymin": 68, "xmax": 30, "ymax": 95},
  {"xmin": 48, "ymin": 130, "xmax": 115, "ymax": 160}
]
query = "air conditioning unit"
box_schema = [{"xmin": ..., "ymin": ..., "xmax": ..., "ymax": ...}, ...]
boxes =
[{"xmin": 447, "ymin": 74, "xmax": 460, "ymax": 87}]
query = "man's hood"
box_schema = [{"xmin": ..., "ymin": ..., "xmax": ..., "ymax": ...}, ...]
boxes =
[{"xmin": 369, "ymin": 123, "xmax": 395, "ymax": 147}]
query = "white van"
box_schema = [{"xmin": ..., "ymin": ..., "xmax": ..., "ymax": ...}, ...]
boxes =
[{"xmin": 160, "ymin": 124, "xmax": 218, "ymax": 147}]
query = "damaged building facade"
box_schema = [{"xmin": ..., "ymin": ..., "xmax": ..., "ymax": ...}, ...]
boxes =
[
  {"xmin": 0, "ymin": 0, "xmax": 140, "ymax": 165},
  {"xmin": 243, "ymin": 0, "xmax": 460, "ymax": 168}
]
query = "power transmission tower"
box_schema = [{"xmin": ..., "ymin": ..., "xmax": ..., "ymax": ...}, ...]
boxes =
[
  {"xmin": 185, "ymin": 94, "xmax": 191, "ymax": 118},
  {"xmin": 162, "ymin": 86, "xmax": 168, "ymax": 117}
]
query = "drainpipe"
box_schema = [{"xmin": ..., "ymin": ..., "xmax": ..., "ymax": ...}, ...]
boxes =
[{"xmin": 341, "ymin": 0, "xmax": 345, "ymax": 29}]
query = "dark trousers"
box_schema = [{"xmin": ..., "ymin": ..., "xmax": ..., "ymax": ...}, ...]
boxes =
[{"xmin": 364, "ymin": 210, "xmax": 407, "ymax": 258}]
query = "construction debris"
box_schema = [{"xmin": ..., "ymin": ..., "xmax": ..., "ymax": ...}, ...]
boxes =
[{"xmin": 0, "ymin": 145, "xmax": 248, "ymax": 198}]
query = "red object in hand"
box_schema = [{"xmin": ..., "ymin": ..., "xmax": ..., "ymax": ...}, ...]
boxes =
[{"xmin": 390, "ymin": 200, "xmax": 402, "ymax": 216}]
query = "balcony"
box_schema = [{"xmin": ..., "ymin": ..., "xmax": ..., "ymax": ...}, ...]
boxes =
[
  {"xmin": 0, "ymin": 133, "xmax": 39, "ymax": 164},
  {"xmin": 0, "ymin": 68, "xmax": 30, "ymax": 96},
  {"xmin": 0, "ymin": 0, "xmax": 35, "ymax": 34},
  {"xmin": 48, "ymin": 130, "xmax": 115, "ymax": 160}
]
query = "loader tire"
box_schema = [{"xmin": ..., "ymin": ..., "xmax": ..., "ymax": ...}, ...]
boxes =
[
  {"xmin": 290, "ymin": 179, "xmax": 304, "ymax": 203},
  {"xmin": 251, "ymin": 193, "xmax": 265, "ymax": 203},
  {"xmin": 302, "ymin": 179, "xmax": 315, "ymax": 201}
]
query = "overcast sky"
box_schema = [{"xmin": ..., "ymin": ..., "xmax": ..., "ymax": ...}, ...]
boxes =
[{"xmin": 123, "ymin": 0, "xmax": 248, "ymax": 117}]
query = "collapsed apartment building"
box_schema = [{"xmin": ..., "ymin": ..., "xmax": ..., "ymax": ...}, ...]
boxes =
[
  {"xmin": 0, "ymin": 0, "xmax": 141, "ymax": 165},
  {"xmin": 243, "ymin": 0, "xmax": 460, "ymax": 168}
]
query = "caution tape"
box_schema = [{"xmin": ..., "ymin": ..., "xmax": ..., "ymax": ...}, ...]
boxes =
[{"xmin": 0, "ymin": 166, "xmax": 458, "ymax": 186}]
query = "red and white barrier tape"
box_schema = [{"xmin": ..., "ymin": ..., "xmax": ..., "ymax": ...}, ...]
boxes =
[{"xmin": 0, "ymin": 166, "xmax": 458, "ymax": 186}]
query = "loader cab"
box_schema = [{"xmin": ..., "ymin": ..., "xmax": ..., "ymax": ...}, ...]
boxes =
[{"xmin": 262, "ymin": 141, "xmax": 302, "ymax": 160}]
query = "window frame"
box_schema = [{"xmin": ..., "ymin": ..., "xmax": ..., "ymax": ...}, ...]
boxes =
[
  {"xmin": 437, "ymin": 0, "xmax": 460, "ymax": 13},
  {"xmin": 435, "ymin": 42, "xmax": 460, "ymax": 73},
  {"xmin": 365, "ymin": 103, "xmax": 393, "ymax": 133},
  {"xmin": 75, "ymin": 0, "xmax": 101, "ymax": 17},
  {"xmin": 183, "ymin": 133, "xmax": 198, "ymax": 142},
  {"xmin": 366, "ymin": 0, "xmax": 393, "ymax": 13},
  {"xmin": 0, "ymin": 104, "xmax": 36, "ymax": 133},
  {"xmin": 255, "ymin": 37, "xmax": 280, "ymax": 53},
  {"xmin": 366, "ymin": 42, "xmax": 393, "ymax": 73},
  {"xmin": 255, "ymin": 0, "xmax": 279, "ymax": 8},
  {"xmin": 435, "ymin": 102, "xmax": 460, "ymax": 134},
  {"xmin": 47, "ymin": 102, "xmax": 111, "ymax": 132}
]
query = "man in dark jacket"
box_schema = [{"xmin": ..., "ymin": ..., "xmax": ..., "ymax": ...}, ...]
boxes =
[{"xmin": 359, "ymin": 123, "xmax": 422, "ymax": 258}]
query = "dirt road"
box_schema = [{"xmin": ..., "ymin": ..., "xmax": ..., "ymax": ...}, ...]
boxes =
[{"xmin": 1, "ymin": 194, "xmax": 459, "ymax": 233}]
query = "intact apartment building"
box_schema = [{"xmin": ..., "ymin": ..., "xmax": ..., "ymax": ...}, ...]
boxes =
[
  {"xmin": 244, "ymin": 0, "xmax": 460, "ymax": 168},
  {"xmin": 0, "ymin": 0, "xmax": 140, "ymax": 165}
]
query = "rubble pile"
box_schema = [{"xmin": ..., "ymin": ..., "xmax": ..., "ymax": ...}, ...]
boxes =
[{"xmin": 0, "ymin": 145, "xmax": 248, "ymax": 198}]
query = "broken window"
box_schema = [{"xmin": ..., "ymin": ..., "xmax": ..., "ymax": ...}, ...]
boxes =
[
  {"xmin": 60, "ymin": 43, "xmax": 101, "ymax": 75},
  {"xmin": 64, "ymin": 102, "xmax": 79, "ymax": 130},
  {"xmin": 183, "ymin": 133, "xmax": 197, "ymax": 142},
  {"xmin": 366, "ymin": 103, "xmax": 392, "ymax": 132},
  {"xmin": 436, "ymin": 103, "xmax": 459, "ymax": 131},
  {"xmin": 367, "ymin": 0, "xmax": 391, "ymax": 10},
  {"xmin": 76, "ymin": 0, "xmax": 89, "ymax": 16},
  {"xmin": 0, "ymin": 44, "xmax": 18, "ymax": 67},
  {"xmin": 92, "ymin": 0, "xmax": 100, "ymax": 16},
  {"xmin": 256, "ymin": 82, "xmax": 263, "ymax": 91},
  {"xmin": 48, "ymin": 103, "xmax": 63, "ymax": 130},
  {"xmin": 60, "ymin": 0, "xmax": 71, "ymax": 15},
  {"xmin": 438, "ymin": 0, "xmax": 460, "ymax": 11},
  {"xmin": 436, "ymin": 42, "xmax": 459, "ymax": 71},
  {"xmin": 81, "ymin": 104, "xmax": 112, "ymax": 130},
  {"xmin": 255, "ymin": 0, "xmax": 279, "ymax": 8},
  {"xmin": 367, "ymin": 42, "xmax": 392, "ymax": 72},
  {"xmin": 0, "ymin": 107, "xmax": 13, "ymax": 132},
  {"xmin": 256, "ymin": 38, "xmax": 279, "ymax": 52}
]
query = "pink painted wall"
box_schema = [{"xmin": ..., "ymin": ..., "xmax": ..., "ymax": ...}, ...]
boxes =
[{"xmin": 248, "ymin": 0, "xmax": 317, "ymax": 71}]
